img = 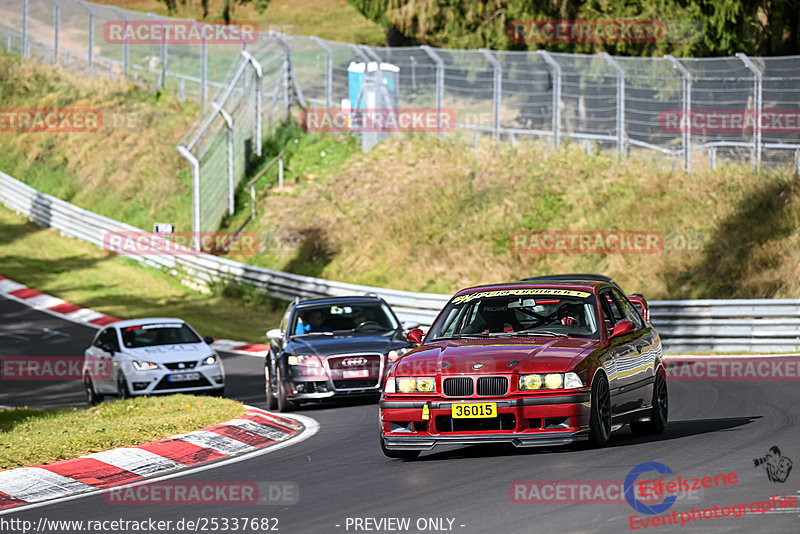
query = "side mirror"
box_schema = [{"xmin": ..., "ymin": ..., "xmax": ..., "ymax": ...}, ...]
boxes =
[
  {"xmin": 266, "ymin": 328, "xmax": 283, "ymax": 341},
  {"xmin": 407, "ymin": 328, "xmax": 424, "ymax": 344},
  {"xmin": 101, "ymin": 343, "xmax": 115, "ymax": 355},
  {"xmin": 203, "ymin": 336, "xmax": 214, "ymax": 345},
  {"xmin": 403, "ymin": 321, "xmax": 420, "ymax": 332},
  {"xmin": 609, "ymin": 320, "xmax": 635, "ymax": 339}
]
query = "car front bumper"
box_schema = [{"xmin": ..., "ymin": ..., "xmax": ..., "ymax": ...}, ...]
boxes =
[
  {"xmin": 379, "ymin": 393, "xmax": 591, "ymax": 450},
  {"xmin": 124, "ymin": 364, "xmax": 225, "ymax": 395}
]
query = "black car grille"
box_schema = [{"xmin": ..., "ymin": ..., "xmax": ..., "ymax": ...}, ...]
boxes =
[
  {"xmin": 435, "ymin": 414, "xmax": 516, "ymax": 433},
  {"xmin": 153, "ymin": 376, "xmax": 211, "ymax": 390},
  {"xmin": 443, "ymin": 377, "xmax": 473, "ymax": 397},
  {"xmin": 477, "ymin": 377, "xmax": 508, "ymax": 396},
  {"xmin": 163, "ymin": 361, "xmax": 198, "ymax": 370},
  {"xmin": 328, "ymin": 354, "xmax": 382, "ymax": 370},
  {"xmin": 333, "ymin": 379, "xmax": 379, "ymax": 389}
]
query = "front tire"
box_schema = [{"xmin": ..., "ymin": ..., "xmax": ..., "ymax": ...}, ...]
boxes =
[
  {"xmin": 276, "ymin": 366, "xmax": 295, "ymax": 413},
  {"xmin": 265, "ymin": 364, "xmax": 277, "ymax": 410},
  {"xmin": 117, "ymin": 375, "xmax": 131, "ymax": 400},
  {"xmin": 630, "ymin": 370, "xmax": 668, "ymax": 435},
  {"xmin": 589, "ymin": 372, "xmax": 612, "ymax": 447},
  {"xmin": 84, "ymin": 375, "xmax": 103, "ymax": 406}
]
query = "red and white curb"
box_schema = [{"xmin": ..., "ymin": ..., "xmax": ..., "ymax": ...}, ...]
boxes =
[
  {"xmin": 0, "ymin": 274, "xmax": 270, "ymax": 356},
  {"xmin": 0, "ymin": 407, "xmax": 317, "ymax": 514}
]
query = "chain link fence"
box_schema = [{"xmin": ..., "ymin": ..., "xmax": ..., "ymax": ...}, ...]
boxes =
[{"xmin": 2, "ymin": 0, "xmax": 800, "ymax": 237}]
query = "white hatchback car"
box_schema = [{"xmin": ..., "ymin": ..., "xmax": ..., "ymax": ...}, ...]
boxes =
[{"xmin": 83, "ymin": 318, "xmax": 225, "ymax": 404}]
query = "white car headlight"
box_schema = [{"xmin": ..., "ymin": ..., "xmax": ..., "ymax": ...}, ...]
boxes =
[
  {"xmin": 132, "ymin": 360, "xmax": 158, "ymax": 371},
  {"xmin": 387, "ymin": 347, "xmax": 411, "ymax": 362},
  {"xmin": 202, "ymin": 353, "xmax": 219, "ymax": 366}
]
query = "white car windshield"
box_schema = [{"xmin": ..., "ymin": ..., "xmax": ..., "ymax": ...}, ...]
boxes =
[{"xmin": 121, "ymin": 323, "xmax": 201, "ymax": 348}]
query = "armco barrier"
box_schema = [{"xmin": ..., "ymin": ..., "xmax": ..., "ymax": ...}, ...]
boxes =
[{"xmin": 2, "ymin": 171, "xmax": 800, "ymax": 353}]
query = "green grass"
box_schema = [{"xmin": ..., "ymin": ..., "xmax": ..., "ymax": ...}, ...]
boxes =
[
  {"xmin": 89, "ymin": 0, "xmax": 386, "ymax": 44},
  {"xmin": 0, "ymin": 206, "xmax": 286, "ymax": 343},
  {"xmin": 0, "ymin": 395, "xmax": 245, "ymax": 470}
]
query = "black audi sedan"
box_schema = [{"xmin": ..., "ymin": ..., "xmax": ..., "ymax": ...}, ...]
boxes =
[{"xmin": 264, "ymin": 295, "xmax": 416, "ymax": 411}]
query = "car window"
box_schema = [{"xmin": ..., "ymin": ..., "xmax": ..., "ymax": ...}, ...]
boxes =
[
  {"xmin": 120, "ymin": 323, "xmax": 200, "ymax": 348},
  {"xmin": 426, "ymin": 288, "xmax": 601, "ymax": 340},
  {"xmin": 292, "ymin": 302, "xmax": 399, "ymax": 335},
  {"xmin": 95, "ymin": 328, "xmax": 120, "ymax": 351},
  {"xmin": 612, "ymin": 289, "xmax": 644, "ymax": 330}
]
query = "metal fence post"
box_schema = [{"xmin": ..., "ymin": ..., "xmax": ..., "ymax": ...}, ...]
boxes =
[
  {"xmin": 78, "ymin": 1, "xmax": 94, "ymax": 74},
  {"xmin": 421, "ymin": 45, "xmax": 444, "ymax": 136},
  {"xmin": 272, "ymin": 32, "xmax": 292, "ymax": 115},
  {"xmin": 312, "ymin": 36, "xmax": 332, "ymax": 109},
  {"xmin": 242, "ymin": 50, "xmax": 263, "ymax": 157},
  {"xmin": 479, "ymin": 49, "xmax": 501, "ymax": 141},
  {"xmin": 538, "ymin": 50, "xmax": 561, "ymax": 148},
  {"xmin": 737, "ymin": 53, "xmax": 763, "ymax": 169},
  {"xmin": 51, "ymin": 0, "xmax": 60, "ymax": 64},
  {"xmin": 148, "ymin": 13, "xmax": 168, "ymax": 90},
  {"xmin": 176, "ymin": 145, "xmax": 201, "ymax": 251},
  {"xmin": 602, "ymin": 52, "xmax": 625, "ymax": 158},
  {"xmin": 22, "ymin": 0, "xmax": 28, "ymax": 57},
  {"xmin": 211, "ymin": 103, "xmax": 235, "ymax": 217},
  {"xmin": 111, "ymin": 6, "xmax": 129, "ymax": 75},
  {"xmin": 665, "ymin": 55, "xmax": 691, "ymax": 171}
]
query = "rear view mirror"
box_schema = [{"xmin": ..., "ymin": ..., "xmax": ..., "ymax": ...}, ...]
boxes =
[
  {"xmin": 266, "ymin": 328, "xmax": 283, "ymax": 341},
  {"xmin": 407, "ymin": 328, "xmax": 424, "ymax": 344},
  {"xmin": 203, "ymin": 336, "xmax": 214, "ymax": 345},
  {"xmin": 609, "ymin": 320, "xmax": 634, "ymax": 339},
  {"xmin": 101, "ymin": 343, "xmax": 115, "ymax": 355}
]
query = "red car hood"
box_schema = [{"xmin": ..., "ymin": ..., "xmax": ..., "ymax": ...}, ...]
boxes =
[{"xmin": 394, "ymin": 337, "xmax": 599, "ymax": 376}]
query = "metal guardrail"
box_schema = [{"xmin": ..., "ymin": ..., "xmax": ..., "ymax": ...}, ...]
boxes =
[{"xmin": 2, "ymin": 171, "xmax": 800, "ymax": 353}]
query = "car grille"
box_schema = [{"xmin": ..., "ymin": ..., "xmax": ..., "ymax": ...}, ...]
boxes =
[
  {"xmin": 477, "ymin": 377, "xmax": 508, "ymax": 396},
  {"xmin": 333, "ymin": 380, "xmax": 379, "ymax": 389},
  {"xmin": 443, "ymin": 377, "xmax": 473, "ymax": 397},
  {"xmin": 163, "ymin": 361, "xmax": 198, "ymax": 370},
  {"xmin": 435, "ymin": 414, "xmax": 516, "ymax": 433},
  {"xmin": 327, "ymin": 354, "xmax": 382, "ymax": 370},
  {"xmin": 153, "ymin": 376, "xmax": 210, "ymax": 390}
]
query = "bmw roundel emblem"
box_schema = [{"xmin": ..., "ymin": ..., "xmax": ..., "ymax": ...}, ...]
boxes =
[{"xmin": 472, "ymin": 364, "xmax": 483, "ymax": 370}]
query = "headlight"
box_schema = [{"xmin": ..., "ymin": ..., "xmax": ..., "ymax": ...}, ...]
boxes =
[
  {"xmin": 519, "ymin": 372, "xmax": 584, "ymax": 391},
  {"xmin": 202, "ymin": 353, "xmax": 218, "ymax": 366},
  {"xmin": 564, "ymin": 372, "xmax": 583, "ymax": 388},
  {"xmin": 132, "ymin": 360, "xmax": 158, "ymax": 371},
  {"xmin": 286, "ymin": 355, "xmax": 322, "ymax": 367},
  {"xmin": 395, "ymin": 377, "xmax": 435, "ymax": 393},
  {"xmin": 387, "ymin": 347, "xmax": 411, "ymax": 363}
]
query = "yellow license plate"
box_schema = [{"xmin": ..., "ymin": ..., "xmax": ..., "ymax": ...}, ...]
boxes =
[{"xmin": 451, "ymin": 402, "xmax": 497, "ymax": 419}]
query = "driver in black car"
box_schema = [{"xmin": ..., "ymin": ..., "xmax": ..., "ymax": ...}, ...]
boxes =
[{"xmin": 352, "ymin": 308, "xmax": 368, "ymax": 328}]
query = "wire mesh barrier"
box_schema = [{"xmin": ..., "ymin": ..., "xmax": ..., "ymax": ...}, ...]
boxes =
[{"xmin": 2, "ymin": 0, "xmax": 800, "ymax": 237}]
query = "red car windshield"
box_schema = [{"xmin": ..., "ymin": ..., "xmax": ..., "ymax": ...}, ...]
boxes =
[{"xmin": 426, "ymin": 289, "xmax": 600, "ymax": 340}]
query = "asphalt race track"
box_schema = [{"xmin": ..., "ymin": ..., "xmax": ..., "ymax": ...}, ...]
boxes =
[{"xmin": 1, "ymin": 294, "xmax": 799, "ymax": 533}]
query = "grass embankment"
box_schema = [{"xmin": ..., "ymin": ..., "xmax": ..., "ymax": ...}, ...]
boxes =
[
  {"xmin": 0, "ymin": 395, "xmax": 245, "ymax": 470},
  {"xmin": 237, "ymin": 128, "xmax": 800, "ymax": 300},
  {"xmin": 0, "ymin": 206, "xmax": 285, "ymax": 342},
  {"xmin": 90, "ymin": 0, "xmax": 386, "ymax": 44},
  {"xmin": 0, "ymin": 51, "xmax": 199, "ymax": 232}
]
